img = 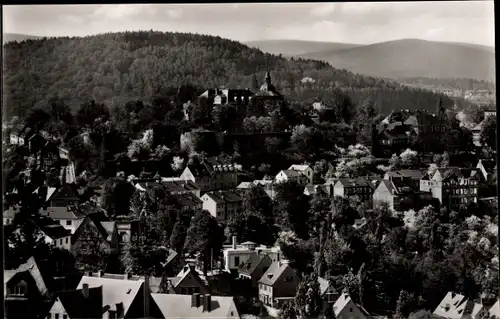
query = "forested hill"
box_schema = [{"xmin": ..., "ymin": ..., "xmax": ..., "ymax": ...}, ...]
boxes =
[{"xmin": 4, "ymin": 31, "xmax": 454, "ymax": 118}]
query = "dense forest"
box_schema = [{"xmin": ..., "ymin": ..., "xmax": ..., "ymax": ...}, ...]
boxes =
[
  {"xmin": 399, "ymin": 77, "xmax": 496, "ymax": 91},
  {"xmin": 3, "ymin": 31, "xmax": 455, "ymax": 119}
]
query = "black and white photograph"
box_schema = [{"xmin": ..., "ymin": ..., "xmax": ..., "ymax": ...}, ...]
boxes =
[{"xmin": 1, "ymin": 1, "xmax": 497, "ymax": 319}]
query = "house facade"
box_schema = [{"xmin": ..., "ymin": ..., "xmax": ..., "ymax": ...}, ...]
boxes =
[
  {"xmin": 180, "ymin": 157, "xmax": 238, "ymax": 193},
  {"xmin": 433, "ymin": 291, "xmax": 488, "ymax": 319},
  {"xmin": 238, "ymin": 253, "xmax": 273, "ymax": 288},
  {"xmin": 166, "ymin": 265, "xmax": 209, "ymax": 295},
  {"xmin": 275, "ymin": 170, "xmax": 308, "ymax": 184},
  {"xmin": 71, "ymin": 215, "xmax": 119, "ymax": 257},
  {"xmin": 258, "ymin": 261, "xmax": 299, "ymax": 309},
  {"xmin": 224, "ymin": 237, "xmax": 281, "ymax": 272},
  {"xmin": 288, "ymin": 164, "xmax": 314, "ymax": 185},
  {"xmin": 201, "ymin": 190, "xmax": 243, "ymax": 221},
  {"xmin": 420, "ymin": 167, "xmax": 479, "ymax": 210},
  {"xmin": 333, "ymin": 292, "xmax": 369, "ymax": 319},
  {"xmin": 334, "ymin": 177, "xmax": 378, "ymax": 203}
]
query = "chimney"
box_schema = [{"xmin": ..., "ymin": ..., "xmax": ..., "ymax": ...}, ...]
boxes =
[
  {"xmin": 82, "ymin": 283, "xmax": 89, "ymax": 299},
  {"xmin": 124, "ymin": 272, "xmax": 132, "ymax": 280},
  {"xmin": 202, "ymin": 294, "xmax": 212, "ymax": 312},
  {"xmin": 232, "ymin": 236, "xmax": 237, "ymax": 249},
  {"xmin": 191, "ymin": 293, "xmax": 201, "ymax": 308},
  {"xmin": 98, "ymin": 270, "xmax": 104, "ymax": 277},
  {"xmin": 143, "ymin": 276, "xmax": 150, "ymax": 317},
  {"xmin": 116, "ymin": 303, "xmax": 124, "ymax": 317}
]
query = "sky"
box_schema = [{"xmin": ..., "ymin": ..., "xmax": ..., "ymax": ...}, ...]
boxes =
[{"xmin": 3, "ymin": 1, "xmax": 495, "ymax": 46}]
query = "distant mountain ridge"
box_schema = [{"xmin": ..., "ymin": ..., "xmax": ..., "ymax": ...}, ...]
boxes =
[
  {"xmin": 3, "ymin": 33, "xmax": 44, "ymax": 44},
  {"xmin": 251, "ymin": 38, "xmax": 495, "ymax": 82},
  {"xmin": 245, "ymin": 39, "xmax": 362, "ymax": 56}
]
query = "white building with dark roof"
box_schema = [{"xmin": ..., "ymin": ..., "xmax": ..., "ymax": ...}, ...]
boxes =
[
  {"xmin": 433, "ymin": 291, "xmax": 488, "ymax": 319},
  {"xmin": 201, "ymin": 190, "xmax": 243, "ymax": 221},
  {"xmin": 224, "ymin": 236, "xmax": 281, "ymax": 272}
]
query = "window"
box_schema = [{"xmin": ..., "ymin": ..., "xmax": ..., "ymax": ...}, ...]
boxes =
[
  {"xmin": 63, "ymin": 315, "xmax": 67, "ymax": 319},
  {"xmin": 350, "ymin": 308, "xmax": 353, "ymax": 313},
  {"xmin": 14, "ymin": 282, "xmax": 27, "ymax": 295},
  {"xmin": 47, "ymin": 315, "xmax": 51, "ymax": 319},
  {"xmin": 66, "ymin": 220, "xmax": 72, "ymax": 226},
  {"xmin": 234, "ymin": 256, "xmax": 240, "ymax": 266},
  {"xmin": 65, "ymin": 238, "xmax": 68, "ymax": 244},
  {"xmin": 55, "ymin": 315, "xmax": 59, "ymax": 319}
]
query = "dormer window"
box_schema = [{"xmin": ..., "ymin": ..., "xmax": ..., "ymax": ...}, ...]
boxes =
[{"xmin": 13, "ymin": 281, "xmax": 27, "ymax": 296}]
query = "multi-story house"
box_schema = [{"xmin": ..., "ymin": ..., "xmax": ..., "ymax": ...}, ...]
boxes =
[
  {"xmin": 76, "ymin": 272, "xmax": 155, "ymax": 319},
  {"xmin": 404, "ymin": 110, "xmax": 446, "ymax": 136},
  {"xmin": 383, "ymin": 170, "xmax": 424, "ymax": 190},
  {"xmin": 318, "ymin": 277, "xmax": 339, "ymax": 314},
  {"xmin": 151, "ymin": 293, "xmax": 241, "ymax": 319},
  {"xmin": 224, "ymin": 236, "xmax": 281, "ymax": 273},
  {"xmin": 258, "ymin": 261, "xmax": 299, "ymax": 309},
  {"xmin": 476, "ymin": 159, "xmax": 496, "ymax": 182},
  {"xmin": 172, "ymin": 192, "xmax": 203, "ymax": 212},
  {"xmin": 304, "ymin": 184, "xmax": 332, "ymax": 197},
  {"xmin": 238, "ymin": 253, "xmax": 273, "ymax": 288},
  {"xmin": 471, "ymin": 109, "xmax": 496, "ymax": 146},
  {"xmin": 201, "ymin": 190, "xmax": 243, "ymax": 221},
  {"xmin": 373, "ymin": 178, "xmax": 419, "ymax": 212},
  {"xmin": 275, "ymin": 170, "xmax": 309, "ymax": 185},
  {"xmin": 5, "ymin": 257, "xmax": 54, "ymax": 319},
  {"xmin": 420, "ymin": 167, "xmax": 479, "ymax": 210},
  {"xmin": 333, "ymin": 177, "xmax": 380, "ymax": 204},
  {"xmin": 71, "ymin": 214, "xmax": 119, "ymax": 257},
  {"xmin": 375, "ymin": 129, "xmax": 411, "ymax": 155},
  {"xmin": 180, "ymin": 157, "xmax": 239, "ymax": 193},
  {"xmin": 288, "ymin": 164, "xmax": 314, "ymax": 185}
]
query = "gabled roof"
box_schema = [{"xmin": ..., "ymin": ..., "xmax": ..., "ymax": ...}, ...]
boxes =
[
  {"xmin": 33, "ymin": 186, "xmax": 58, "ymax": 203},
  {"xmin": 288, "ymin": 164, "xmax": 311, "ymax": 172},
  {"xmin": 386, "ymin": 170, "xmax": 424, "ymax": 180},
  {"xmin": 151, "ymin": 293, "xmax": 238, "ymax": 319},
  {"xmin": 55, "ymin": 285, "xmax": 103, "ymax": 319},
  {"xmin": 489, "ymin": 299, "xmax": 500, "ymax": 318},
  {"xmin": 337, "ymin": 177, "xmax": 370, "ymax": 188},
  {"xmin": 333, "ymin": 292, "xmax": 370, "ymax": 316},
  {"xmin": 379, "ymin": 178, "xmax": 415, "ymax": 196},
  {"xmin": 170, "ymin": 265, "xmax": 206, "ymax": 289},
  {"xmin": 279, "ymin": 170, "xmax": 303, "ymax": 178},
  {"xmin": 162, "ymin": 180, "xmax": 200, "ymax": 193},
  {"xmin": 41, "ymin": 206, "xmax": 86, "ymax": 220},
  {"xmin": 5, "ymin": 257, "xmax": 52, "ymax": 295},
  {"xmin": 258, "ymin": 261, "xmax": 292, "ymax": 286},
  {"xmin": 3, "ymin": 205, "xmax": 20, "ymax": 219},
  {"xmin": 238, "ymin": 253, "xmax": 272, "ymax": 277},
  {"xmin": 172, "ymin": 192, "xmax": 203, "ymax": 207},
  {"xmin": 237, "ymin": 182, "xmax": 252, "ymax": 189},
  {"xmin": 377, "ymin": 129, "xmax": 410, "ymax": 141},
  {"xmin": 77, "ymin": 276, "xmax": 144, "ymax": 316},
  {"xmin": 318, "ymin": 277, "xmax": 333, "ymax": 296},
  {"xmin": 203, "ymin": 190, "xmax": 243, "ymax": 204},
  {"xmin": 40, "ymin": 224, "xmax": 71, "ymax": 240},
  {"xmin": 304, "ymin": 184, "xmax": 329, "ymax": 195},
  {"xmin": 478, "ymin": 159, "xmax": 496, "ymax": 171}
]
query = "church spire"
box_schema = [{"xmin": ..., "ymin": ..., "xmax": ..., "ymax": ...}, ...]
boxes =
[{"xmin": 265, "ymin": 70, "xmax": 271, "ymax": 85}]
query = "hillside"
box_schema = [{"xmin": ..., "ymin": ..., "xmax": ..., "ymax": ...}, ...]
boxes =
[
  {"xmin": 245, "ymin": 39, "xmax": 362, "ymax": 56},
  {"xmin": 3, "ymin": 31, "xmax": 453, "ymax": 118},
  {"xmin": 299, "ymin": 39, "xmax": 495, "ymax": 82},
  {"xmin": 3, "ymin": 33, "xmax": 44, "ymax": 44}
]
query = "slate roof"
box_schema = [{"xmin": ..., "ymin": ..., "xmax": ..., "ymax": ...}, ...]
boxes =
[
  {"xmin": 288, "ymin": 165, "xmax": 311, "ymax": 172},
  {"xmin": 337, "ymin": 177, "xmax": 370, "ymax": 188},
  {"xmin": 162, "ymin": 180, "xmax": 200, "ymax": 193},
  {"xmin": 4, "ymin": 257, "xmax": 52, "ymax": 296},
  {"xmin": 318, "ymin": 277, "xmax": 331, "ymax": 296},
  {"xmin": 172, "ymin": 192, "xmax": 203, "ymax": 207},
  {"xmin": 33, "ymin": 186, "xmax": 58, "ymax": 203},
  {"xmin": 151, "ymin": 294, "xmax": 238, "ymax": 319},
  {"xmin": 238, "ymin": 253, "xmax": 272, "ymax": 277},
  {"xmin": 280, "ymin": 170, "xmax": 303, "ymax": 178},
  {"xmin": 77, "ymin": 276, "xmax": 144, "ymax": 316},
  {"xmin": 41, "ymin": 206, "xmax": 86, "ymax": 220},
  {"xmin": 204, "ymin": 190, "xmax": 243, "ymax": 204},
  {"xmin": 40, "ymin": 224, "xmax": 71, "ymax": 240},
  {"xmin": 55, "ymin": 285, "xmax": 103, "ymax": 319},
  {"xmin": 386, "ymin": 170, "xmax": 424, "ymax": 180},
  {"xmin": 489, "ymin": 299, "xmax": 500, "ymax": 318},
  {"xmin": 258, "ymin": 261, "xmax": 291, "ymax": 286},
  {"xmin": 333, "ymin": 292, "xmax": 370, "ymax": 317},
  {"xmin": 380, "ymin": 179, "xmax": 415, "ymax": 195}
]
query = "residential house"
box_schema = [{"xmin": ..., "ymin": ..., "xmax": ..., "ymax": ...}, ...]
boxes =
[
  {"xmin": 76, "ymin": 273, "xmax": 156, "ymax": 319},
  {"xmin": 201, "ymin": 190, "xmax": 243, "ymax": 221},
  {"xmin": 4, "ymin": 257, "xmax": 54, "ymax": 319},
  {"xmin": 39, "ymin": 223, "xmax": 72, "ymax": 251},
  {"xmin": 200, "ymin": 87, "xmax": 253, "ymax": 106},
  {"xmin": 43, "ymin": 184, "xmax": 80, "ymax": 208},
  {"xmin": 433, "ymin": 291, "xmax": 488, "ymax": 319},
  {"xmin": 275, "ymin": 169, "xmax": 309, "ymax": 184},
  {"xmin": 334, "ymin": 177, "xmax": 379, "ymax": 203},
  {"xmin": 258, "ymin": 261, "xmax": 299, "ymax": 309},
  {"xmin": 383, "ymin": 170, "xmax": 424, "ymax": 190},
  {"xmin": 172, "ymin": 192, "xmax": 203, "ymax": 212},
  {"xmin": 237, "ymin": 180, "xmax": 276, "ymax": 199},
  {"xmin": 28, "ymin": 132, "xmax": 48, "ymax": 154},
  {"xmin": 9, "ymin": 126, "xmax": 33, "ymax": 146},
  {"xmin": 162, "ymin": 180, "xmax": 201, "ymax": 197},
  {"xmin": 46, "ymin": 284, "xmax": 103, "ymax": 319},
  {"xmin": 420, "ymin": 167, "xmax": 479, "ymax": 210},
  {"xmin": 288, "ymin": 164, "xmax": 314, "ymax": 185},
  {"xmin": 180, "ymin": 157, "xmax": 239, "ymax": 192},
  {"xmin": 116, "ymin": 216, "xmax": 140, "ymax": 246},
  {"xmin": 150, "ymin": 293, "xmax": 240, "ymax": 319},
  {"xmin": 373, "ymin": 170, "xmax": 432, "ymax": 212},
  {"xmin": 224, "ymin": 236, "xmax": 281, "ymax": 273},
  {"xmin": 238, "ymin": 253, "xmax": 273, "ymax": 288},
  {"xmin": 165, "ymin": 265, "xmax": 209, "ymax": 295},
  {"xmin": 319, "ymin": 277, "xmax": 339, "ymax": 314},
  {"xmin": 333, "ymin": 292, "xmax": 370, "ymax": 319},
  {"xmin": 71, "ymin": 214, "xmax": 119, "ymax": 257},
  {"xmin": 375, "ymin": 129, "xmax": 411, "ymax": 156},
  {"xmin": 404, "ymin": 111, "xmax": 446, "ymax": 136}
]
